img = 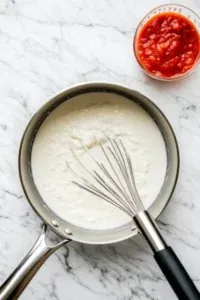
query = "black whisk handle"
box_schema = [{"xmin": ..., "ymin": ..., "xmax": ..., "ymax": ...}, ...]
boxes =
[{"xmin": 154, "ymin": 246, "xmax": 200, "ymax": 300}]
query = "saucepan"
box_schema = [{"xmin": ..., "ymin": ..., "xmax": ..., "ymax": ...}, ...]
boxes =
[{"xmin": 0, "ymin": 82, "xmax": 179, "ymax": 299}]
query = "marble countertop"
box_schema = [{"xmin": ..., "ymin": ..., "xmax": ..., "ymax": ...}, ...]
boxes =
[{"xmin": 0, "ymin": 0, "xmax": 200, "ymax": 299}]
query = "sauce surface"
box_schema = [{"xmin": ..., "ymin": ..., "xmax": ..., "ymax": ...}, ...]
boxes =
[
  {"xmin": 31, "ymin": 93, "xmax": 167, "ymax": 230},
  {"xmin": 135, "ymin": 12, "xmax": 200, "ymax": 78}
]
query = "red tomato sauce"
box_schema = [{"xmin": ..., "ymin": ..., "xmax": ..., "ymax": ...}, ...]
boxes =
[{"xmin": 135, "ymin": 12, "xmax": 200, "ymax": 78}]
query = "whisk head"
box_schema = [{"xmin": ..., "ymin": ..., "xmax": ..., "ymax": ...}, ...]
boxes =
[{"xmin": 67, "ymin": 134, "xmax": 145, "ymax": 218}]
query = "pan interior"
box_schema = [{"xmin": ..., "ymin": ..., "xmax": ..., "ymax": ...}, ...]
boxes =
[{"xmin": 19, "ymin": 84, "xmax": 179, "ymax": 244}]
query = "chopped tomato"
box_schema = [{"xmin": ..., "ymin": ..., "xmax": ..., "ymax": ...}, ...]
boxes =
[{"xmin": 135, "ymin": 12, "xmax": 200, "ymax": 78}]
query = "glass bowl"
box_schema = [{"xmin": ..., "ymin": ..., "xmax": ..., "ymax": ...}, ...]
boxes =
[{"xmin": 133, "ymin": 4, "xmax": 200, "ymax": 81}]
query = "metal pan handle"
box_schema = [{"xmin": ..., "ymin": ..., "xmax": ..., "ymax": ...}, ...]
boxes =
[{"xmin": 0, "ymin": 224, "xmax": 70, "ymax": 300}]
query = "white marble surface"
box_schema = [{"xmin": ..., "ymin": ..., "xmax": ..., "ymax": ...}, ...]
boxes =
[{"xmin": 0, "ymin": 0, "xmax": 200, "ymax": 299}]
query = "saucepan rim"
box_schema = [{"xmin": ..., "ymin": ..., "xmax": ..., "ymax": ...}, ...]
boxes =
[{"xmin": 18, "ymin": 81, "xmax": 180, "ymax": 244}]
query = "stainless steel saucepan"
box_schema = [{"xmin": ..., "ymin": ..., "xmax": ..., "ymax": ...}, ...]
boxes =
[{"xmin": 0, "ymin": 82, "xmax": 179, "ymax": 299}]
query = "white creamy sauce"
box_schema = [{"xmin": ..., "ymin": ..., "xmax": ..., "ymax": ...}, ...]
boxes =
[{"xmin": 31, "ymin": 92, "xmax": 167, "ymax": 230}]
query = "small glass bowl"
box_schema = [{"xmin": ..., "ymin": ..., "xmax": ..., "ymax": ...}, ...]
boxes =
[{"xmin": 133, "ymin": 4, "xmax": 200, "ymax": 81}]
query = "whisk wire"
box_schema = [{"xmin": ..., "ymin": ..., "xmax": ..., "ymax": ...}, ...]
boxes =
[
  {"xmin": 96, "ymin": 136, "xmax": 133, "ymax": 202},
  {"xmin": 119, "ymin": 140, "xmax": 144, "ymax": 211},
  {"xmin": 68, "ymin": 135, "xmax": 144, "ymax": 217},
  {"xmin": 66, "ymin": 161, "xmax": 131, "ymax": 215},
  {"xmin": 68, "ymin": 139, "xmax": 133, "ymax": 214},
  {"xmin": 92, "ymin": 136, "xmax": 138, "ymax": 214},
  {"xmin": 77, "ymin": 137, "xmax": 134, "ymax": 212},
  {"xmin": 107, "ymin": 139, "xmax": 140, "ymax": 214}
]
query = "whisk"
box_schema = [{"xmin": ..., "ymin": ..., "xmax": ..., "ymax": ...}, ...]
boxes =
[{"xmin": 69, "ymin": 135, "xmax": 200, "ymax": 300}]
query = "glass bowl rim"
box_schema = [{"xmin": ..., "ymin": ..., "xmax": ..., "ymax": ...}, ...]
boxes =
[{"xmin": 133, "ymin": 3, "xmax": 200, "ymax": 81}]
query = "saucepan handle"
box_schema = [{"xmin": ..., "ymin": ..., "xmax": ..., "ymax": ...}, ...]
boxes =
[{"xmin": 0, "ymin": 224, "xmax": 70, "ymax": 300}]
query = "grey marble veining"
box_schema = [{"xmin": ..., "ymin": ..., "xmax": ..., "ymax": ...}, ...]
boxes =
[{"xmin": 0, "ymin": 0, "xmax": 200, "ymax": 299}]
